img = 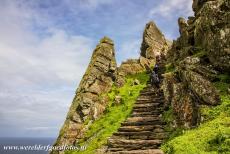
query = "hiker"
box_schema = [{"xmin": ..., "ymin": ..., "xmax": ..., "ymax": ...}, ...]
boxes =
[
  {"xmin": 153, "ymin": 64, "xmax": 159, "ymax": 74},
  {"xmin": 150, "ymin": 71, "xmax": 160, "ymax": 88}
]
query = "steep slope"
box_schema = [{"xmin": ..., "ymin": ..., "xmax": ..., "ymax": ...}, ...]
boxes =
[
  {"xmin": 162, "ymin": 0, "xmax": 230, "ymax": 128},
  {"xmin": 52, "ymin": 37, "xmax": 117, "ymax": 153},
  {"xmin": 160, "ymin": 0, "xmax": 230, "ymax": 153}
]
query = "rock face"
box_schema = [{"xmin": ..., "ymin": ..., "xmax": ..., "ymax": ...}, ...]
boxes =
[
  {"xmin": 52, "ymin": 37, "xmax": 117, "ymax": 152},
  {"xmin": 140, "ymin": 21, "xmax": 170, "ymax": 67},
  {"xmin": 116, "ymin": 59, "xmax": 145, "ymax": 87},
  {"xmin": 162, "ymin": 0, "xmax": 228, "ymax": 127},
  {"xmin": 193, "ymin": 0, "xmax": 230, "ymax": 71},
  {"xmin": 116, "ymin": 21, "xmax": 171, "ymax": 87}
]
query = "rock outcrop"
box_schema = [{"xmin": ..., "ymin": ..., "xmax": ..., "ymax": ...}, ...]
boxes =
[
  {"xmin": 162, "ymin": 0, "xmax": 228, "ymax": 128},
  {"xmin": 116, "ymin": 59, "xmax": 145, "ymax": 87},
  {"xmin": 52, "ymin": 37, "xmax": 117, "ymax": 153},
  {"xmin": 116, "ymin": 21, "xmax": 171, "ymax": 87},
  {"xmin": 140, "ymin": 21, "xmax": 171, "ymax": 67}
]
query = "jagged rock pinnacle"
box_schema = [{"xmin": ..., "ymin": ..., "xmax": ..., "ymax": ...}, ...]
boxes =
[
  {"xmin": 140, "ymin": 21, "xmax": 169, "ymax": 60},
  {"xmin": 51, "ymin": 37, "xmax": 117, "ymax": 154}
]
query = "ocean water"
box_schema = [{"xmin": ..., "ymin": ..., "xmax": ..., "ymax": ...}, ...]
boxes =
[{"xmin": 0, "ymin": 137, "xmax": 55, "ymax": 154}]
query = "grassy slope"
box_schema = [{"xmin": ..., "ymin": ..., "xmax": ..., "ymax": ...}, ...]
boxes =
[
  {"xmin": 161, "ymin": 79, "xmax": 230, "ymax": 154},
  {"xmin": 67, "ymin": 72, "xmax": 149, "ymax": 154}
]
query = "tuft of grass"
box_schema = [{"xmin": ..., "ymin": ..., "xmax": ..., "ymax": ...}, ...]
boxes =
[
  {"xmin": 161, "ymin": 115, "xmax": 230, "ymax": 154},
  {"xmin": 161, "ymin": 79, "xmax": 230, "ymax": 154},
  {"xmin": 165, "ymin": 63, "xmax": 176, "ymax": 73},
  {"xmin": 67, "ymin": 72, "xmax": 149, "ymax": 154},
  {"xmin": 192, "ymin": 50, "xmax": 207, "ymax": 58}
]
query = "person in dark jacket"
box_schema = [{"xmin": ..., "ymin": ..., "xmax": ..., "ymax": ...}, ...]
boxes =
[
  {"xmin": 150, "ymin": 71, "xmax": 160, "ymax": 88},
  {"xmin": 153, "ymin": 64, "xmax": 159, "ymax": 74}
]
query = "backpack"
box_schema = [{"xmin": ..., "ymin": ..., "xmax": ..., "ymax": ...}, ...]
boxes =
[{"xmin": 151, "ymin": 72, "xmax": 159, "ymax": 83}]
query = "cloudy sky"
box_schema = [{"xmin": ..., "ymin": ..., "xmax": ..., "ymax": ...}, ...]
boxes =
[{"xmin": 0, "ymin": 0, "xmax": 193, "ymax": 138}]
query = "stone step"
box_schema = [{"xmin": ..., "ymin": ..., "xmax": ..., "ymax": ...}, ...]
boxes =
[
  {"xmin": 133, "ymin": 103, "xmax": 161, "ymax": 108},
  {"xmin": 126, "ymin": 117, "xmax": 161, "ymax": 123},
  {"xmin": 121, "ymin": 120, "xmax": 165, "ymax": 126},
  {"xmin": 118, "ymin": 125, "xmax": 164, "ymax": 132},
  {"xmin": 135, "ymin": 100, "xmax": 164, "ymax": 104},
  {"xmin": 136, "ymin": 97, "xmax": 164, "ymax": 102},
  {"xmin": 113, "ymin": 130, "xmax": 166, "ymax": 137},
  {"xmin": 139, "ymin": 91, "xmax": 156, "ymax": 95},
  {"xmin": 132, "ymin": 107, "xmax": 163, "ymax": 112},
  {"xmin": 111, "ymin": 132, "xmax": 167, "ymax": 140},
  {"xmin": 132, "ymin": 107, "xmax": 162, "ymax": 112},
  {"xmin": 108, "ymin": 149, "xmax": 164, "ymax": 154},
  {"xmin": 131, "ymin": 111, "xmax": 161, "ymax": 117},
  {"xmin": 130, "ymin": 114, "xmax": 161, "ymax": 117},
  {"xmin": 108, "ymin": 139, "xmax": 162, "ymax": 149}
]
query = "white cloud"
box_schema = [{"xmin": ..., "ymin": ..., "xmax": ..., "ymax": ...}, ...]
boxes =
[
  {"xmin": 149, "ymin": 0, "xmax": 193, "ymax": 18},
  {"xmin": 0, "ymin": 0, "xmax": 94, "ymax": 137}
]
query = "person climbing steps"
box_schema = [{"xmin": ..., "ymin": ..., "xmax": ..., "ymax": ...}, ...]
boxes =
[{"xmin": 150, "ymin": 64, "xmax": 160, "ymax": 88}]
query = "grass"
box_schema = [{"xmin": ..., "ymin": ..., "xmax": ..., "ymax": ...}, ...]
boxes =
[
  {"xmin": 161, "ymin": 79, "xmax": 230, "ymax": 154},
  {"xmin": 66, "ymin": 72, "xmax": 149, "ymax": 154},
  {"xmin": 165, "ymin": 63, "xmax": 175, "ymax": 73}
]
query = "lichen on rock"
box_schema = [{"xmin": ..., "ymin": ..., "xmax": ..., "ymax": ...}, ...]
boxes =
[{"xmin": 52, "ymin": 37, "xmax": 117, "ymax": 153}]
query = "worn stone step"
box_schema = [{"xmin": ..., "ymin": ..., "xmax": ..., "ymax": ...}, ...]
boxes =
[
  {"xmin": 139, "ymin": 91, "xmax": 156, "ymax": 95},
  {"xmin": 133, "ymin": 103, "xmax": 161, "ymax": 108},
  {"xmin": 113, "ymin": 130, "xmax": 166, "ymax": 137},
  {"xmin": 118, "ymin": 125, "xmax": 164, "ymax": 132},
  {"xmin": 126, "ymin": 117, "xmax": 161, "ymax": 122},
  {"xmin": 108, "ymin": 149, "xmax": 164, "ymax": 154},
  {"xmin": 111, "ymin": 132, "xmax": 167, "ymax": 140},
  {"xmin": 136, "ymin": 98, "xmax": 164, "ymax": 102},
  {"xmin": 131, "ymin": 111, "xmax": 161, "ymax": 117},
  {"xmin": 130, "ymin": 114, "xmax": 161, "ymax": 117},
  {"xmin": 121, "ymin": 120, "xmax": 165, "ymax": 126},
  {"xmin": 132, "ymin": 107, "xmax": 162, "ymax": 112},
  {"xmin": 135, "ymin": 100, "xmax": 164, "ymax": 104},
  {"xmin": 108, "ymin": 139, "xmax": 162, "ymax": 149}
]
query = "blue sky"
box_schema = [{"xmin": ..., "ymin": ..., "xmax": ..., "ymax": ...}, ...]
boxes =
[{"xmin": 0, "ymin": 0, "xmax": 193, "ymax": 137}]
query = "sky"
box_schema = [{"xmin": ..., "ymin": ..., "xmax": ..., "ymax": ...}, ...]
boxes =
[{"xmin": 0, "ymin": 0, "xmax": 193, "ymax": 138}]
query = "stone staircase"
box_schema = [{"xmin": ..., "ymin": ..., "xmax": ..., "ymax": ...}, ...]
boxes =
[{"xmin": 106, "ymin": 85, "xmax": 167, "ymax": 154}]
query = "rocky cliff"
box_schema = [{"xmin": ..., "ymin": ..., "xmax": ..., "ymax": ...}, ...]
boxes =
[
  {"xmin": 53, "ymin": 37, "xmax": 117, "ymax": 152},
  {"xmin": 116, "ymin": 21, "xmax": 170, "ymax": 87},
  {"xmin": 162, "ymin": 0, "xmax": 229, "ymax": 128},
  {"xmin": 53, "ymin": 0, "xmax": 229, "ymax": 153}
]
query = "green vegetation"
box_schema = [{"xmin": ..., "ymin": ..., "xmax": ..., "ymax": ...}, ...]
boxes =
[
  {"xmin": 191, "ymin": 47, "xmax": 207, "ymax": 58},
  {"xmin": 161, "ymin": 78, "xmax": 230, "ymax": 154},
  {"xmin": 165, "ymin": 63, "xmax": 175, "ymax": 73},
  {"xmin": 192, "ymin": 50, "xmax": 206, "ymax": 58},
  {"xmin": 67, "ymin": 72, "xmax": 149, "ymax": 154}
]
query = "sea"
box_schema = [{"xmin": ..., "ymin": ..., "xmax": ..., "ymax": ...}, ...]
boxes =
[{"xmin": 0, "ymin": 137, "xmax": 55, "ymax": 154}]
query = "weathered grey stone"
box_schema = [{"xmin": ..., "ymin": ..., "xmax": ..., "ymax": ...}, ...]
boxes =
[
  {"xmin": 115, "ymin": 59, "xmax": 145, "ymax": 87},
  {"xmin": 140, "ymin": 21, "xmax": 170, "ymax": 67},
  {"xmin": 171, "ymin": 83, "xmax": 200, "ymax": 128},
  {"xmin": 52, "ymin": 37, "xmax": 117, "ymax": 153},
  {"xmin": 193, "ymin": 0, "xmax": 230, "ymax": 70},
  {"xmin": 133, "ymin": 79, "xmax": 140, "ymax": 85},
  {"xmin": 114, "ymin": 95, "xmax": 122, "ymax": 105}
]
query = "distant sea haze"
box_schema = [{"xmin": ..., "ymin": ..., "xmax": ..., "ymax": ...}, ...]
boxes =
[{"xmin": 0, "ymin": 138, "xmax": 55, "ymax": 154}]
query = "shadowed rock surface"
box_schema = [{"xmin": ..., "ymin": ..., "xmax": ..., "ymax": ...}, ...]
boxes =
[{"xmin": 162, "ymin": 0, "xmax": 228, "ymax": 128}]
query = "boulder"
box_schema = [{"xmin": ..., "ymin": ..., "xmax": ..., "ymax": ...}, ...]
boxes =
[{"xmin": 171, "ymin": 83, "xmax": 200, "ymax": 128}]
